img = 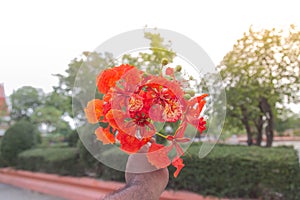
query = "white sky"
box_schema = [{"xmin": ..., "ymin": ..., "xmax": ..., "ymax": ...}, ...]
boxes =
[{"xmin": 0, "ymin": 0, "xmax": 300, "ymax": 113}]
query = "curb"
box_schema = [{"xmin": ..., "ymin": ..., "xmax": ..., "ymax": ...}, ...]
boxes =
[{"xmin": 0, "ymin": 168, "xmax": 226, "ymax": 200}]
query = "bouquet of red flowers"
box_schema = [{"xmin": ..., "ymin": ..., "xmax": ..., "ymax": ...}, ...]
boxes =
[{"xmin": 84, "ymin": 62, "xmax": 208, "ymax": 177}]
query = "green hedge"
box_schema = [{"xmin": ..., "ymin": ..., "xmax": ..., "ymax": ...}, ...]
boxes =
[
  {"xmin": 77, "ymin": 140, "xmax": 125, "ymax": 181},
  {"xmin": 15, "ymin": 143, "xmax": 300, "ymax": 199},
  {"xmin": 17, "ymin": 147, "xmax": 84, "ymax": 176},
  {"xmin": 168, "ymin": 144, "xmax": 300, "ymax": 200},
  {"xmin": 0, "ymin": 138, "xmax": 4, "ymax": 167},
  {"xmin": 91, "ymin": 143, "xmax": 300, "ymax": 199}
]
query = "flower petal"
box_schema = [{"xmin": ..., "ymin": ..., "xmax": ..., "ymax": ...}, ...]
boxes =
[
  {"xmin": 147, "ymin": 143, "xmax": 171, "ymax": 169},
  {"xmin": 84, "ymin": 99, "xmax": 104, "ymax": 124},
  {"xmin": 95, "ymin": 126, "xmax": 115, "ymax": 144},
  {"xmin": 116, "ymin": 131, "xmax": 150, "ymax": 154},
  {"xmin": 172, "ymin": 157, "xmax": 185, "ymax": 178}
]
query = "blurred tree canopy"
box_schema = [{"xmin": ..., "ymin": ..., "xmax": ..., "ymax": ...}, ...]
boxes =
[
  {"xmin": 275, "ymin": 111, "xmax": 300, "ymax": 133},
  {"xmin": 10, "ymin": 86, "xmax": 44, "ymax": 121},
  {"xmin": 9, "ymin": 86, "xmax": 72, "ymax": 135},
  {"xmin": 219, "ymin": 25, "xmax": 300, "ymax": 147}
]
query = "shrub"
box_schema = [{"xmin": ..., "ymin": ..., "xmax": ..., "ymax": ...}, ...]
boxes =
[
  {"xmin": 0, "ymin": 120, "xmax": 40, "ymax": 166},
  {"xmin": 0, "ymin": 138, "xmax": 4, "ymax": 167},
  {"xmin": 14, "ymin": 140, "xmax": 300, "ymax": 199},
  {"xmin": 76, "ymin": 140, "xmax": 122, "ymax": 179},
  {"xmin": 66, "ymin": 130, "xmax": 79, "ymax": 147},
  {"xmin": 17, "ymin": 147, "xmax": 83, "ymax": 176},
  {"xmin": 97, "ymin": 143, "xmax": 300, "ymax": 199},
  {"xmin": 167, "ymin": 144, "xmax": 300, "ymax": 200}
]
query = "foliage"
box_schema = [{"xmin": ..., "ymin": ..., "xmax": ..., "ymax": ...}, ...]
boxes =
[
  {"xmin": 0, "ymin": 138, "xmax": 4, "ymax": 167},
  {"xmin": 99, "ymin": 143, "xmax": 300, "ymax": 199},
  {"xmin": 17, "ymin": 147, "xmax": 83, "ymax": 176},
  {"xmin": 220, "ymin": 25, "xmax": 300, "ymax": 146},
  {"xmin": 0, "ymin": 120, "xmax": 40, "ymax": 166},
  {"xmin": 8, "ymin": 86, "xmax": 72, "ymax": 135},
  {"xmin": 31, "ymin": 91, "xmax": 72, "ymax": 135},
  {"xmin": 66, "ymin": 130, "xmax": 79, "ymax": 147},
  {"xmin": 174, "ymin": 144, "xmax": 300, "ymax": 199},
  {"xmin": 54, "ymin": 52, "xmax": 115, "ymax": 122},
  {"xmin": 14, "ymin": 141, "xmax": 300, "ymax": 199},
  {"xmin": 77, "ymin": 139, "xmax": 98, "ymax": 170},
  {"xmin": 275, "ymin": 112, "xmax": 300, "ymax": 133},
  {"xmin": 9, "ymin": 86, "xmax": 44, "ymax": 121},
  {"xmin": 122, "ymin": 29, "xmax": 176, "ymax": 73}
]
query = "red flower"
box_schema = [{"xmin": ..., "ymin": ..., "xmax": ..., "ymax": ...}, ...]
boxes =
[
  {"xmin": 114, "ymin": 64, "xmax": 135, "ymax": 77},
  {"xmin": 84, "ymin": 99, "xmax": 104, "ymax": 124},
  {"xmin": 162, "ymin": 99, "xmax": 183, "ymax": 122},
  {"xmin": 185, "ymin": 94, "xmax": 208, "ymax": 133},
  {"xmin": 128, "ymin": 94, "xmax": 144, "ymax": 112},
  {"xmin": 147, "ymin": 77, "xmax": 184, "ymax": 99},
  {"xmin": 85, "ymin": 63, "xmax": 209, "ymax": 178},
  {"xmin": 117, "ymin": 131, "xmax": 150, "ymax": 153},
  {"xmin": 96, "ymin": 69, "xmax": 119, "ymax": 94},
  {"xmin": 95, "ymin": 126, "xmax": 115, "ymax": 144},
  {"xmin": 96, "ymin": 64, "xmax": 135, "ymax": 94},
  {"xmin": 172, "ymin": 157, "xmax": 185, "ymax": 178}
]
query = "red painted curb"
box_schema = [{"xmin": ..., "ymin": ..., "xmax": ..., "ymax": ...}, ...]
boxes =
[{"xmin": 0, "ymin": 168, "xmax": 226, "ymax": 200}]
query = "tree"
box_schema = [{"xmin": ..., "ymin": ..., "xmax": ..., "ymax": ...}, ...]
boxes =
[
  {"xmin": 219, "ymin": 25, "xmax": 300, "ymax": 147},
  {"xmin": 54, "ymin": 52, "xmax": 115, "ymax": 123},
  {"xmin": 275, "ymin": 111, "xmax": 300, "ymax": 133},
  {"xmin": 122, "ymin": 30, "xmax": 176, "ymax": 73},
  {"xmin": 10, "ymin": 86, "xmax": 44, "ymax": 121},
  {"xmin": 31, "ymin": 91, "xmax": 72, "ymax": 135}
]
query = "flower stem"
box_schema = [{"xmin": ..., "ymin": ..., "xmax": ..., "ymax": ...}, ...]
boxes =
[{"xmin": 155, "ymin": 132, "xmax": 168, "ymax": 139}]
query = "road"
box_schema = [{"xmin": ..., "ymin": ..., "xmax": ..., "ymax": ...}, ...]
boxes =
[{"xmin": 0, "ymin": 183, "xmax": 66, "ymax": 200}]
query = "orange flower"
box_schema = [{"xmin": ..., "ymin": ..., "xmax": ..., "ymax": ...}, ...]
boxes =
[
  {"xmin": 116, "ymin": 131, "xmax": 150, "ymax": 153},
  {"xmin": 147, "ymin": 143, "xmax": 171, "ymax": 169},
  {"xmin": 96, "ymin": 64, "xmax": 135, "ymax": 94},
  {"xmin": 105, "ymin": 109, "xmax": 126, "ymax": 130},
  {"xmin": 84, "ymin": 99, "xmax": 104, "ymax": 124},
  {"xmin": 172, "ymin": 157, "xmax": 185, "ymax": 178},
  {"xmin": 114, "ymin": 64, "xmax": 135, "ymax": 77},
  {"xmin": 96, "ymin": 69, "xmax": 119, "ymax": 94},
  {"xmin": 95, "ymin": 126, "xmax": 115, "ymax": 144}
]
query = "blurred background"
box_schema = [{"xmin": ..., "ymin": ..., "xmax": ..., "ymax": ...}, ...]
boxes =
[{"xmin": 0, "ymin": 0, "xmax": 300, "ymax": 199}]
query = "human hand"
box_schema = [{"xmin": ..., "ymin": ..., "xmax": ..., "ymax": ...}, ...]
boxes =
[
  {"xmin": 125, "ymin": 146, "xmax": 169, "ymax": 199},
  {"xmin": 104, "ymin": 145, "xmax": 169, "ymax": 200}
]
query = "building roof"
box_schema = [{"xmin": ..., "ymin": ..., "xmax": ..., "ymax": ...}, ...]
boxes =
[
  {"xmin": 0, "ymin": 83, "xmax": 5, "ymax": 99},
  {"xmin": 0, "ymin": 83, "xmax": 9, "ymax": 116}
]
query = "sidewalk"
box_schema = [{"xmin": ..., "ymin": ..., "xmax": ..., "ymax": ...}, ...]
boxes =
[
  {"xmin": 0, "ymin": 183, "xmax": 65, "ymax": 200},
  {"xmin": 0, "ymin": 168, "xmax": 226, "ymax": 200}
]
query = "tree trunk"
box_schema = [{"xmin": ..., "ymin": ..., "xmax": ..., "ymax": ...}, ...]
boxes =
[
  {"xmin": 240, "ymin": 105, "xmax": 253, "ymax": 146},
  {"xmin": 266, "ymin": 119, "xmax": 274, "ymax": 147},
  {"xmin": 255, "ymin": 114, "xmax": 263, "ymax": 146},
  {"xmin": 259, "ymin": 97, "xmax": 274, "ymax": 147}
]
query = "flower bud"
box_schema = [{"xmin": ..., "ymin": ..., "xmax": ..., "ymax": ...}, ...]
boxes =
[
  {"xmin": 161, "ymin": 58, "xmax": 168, "ymax": 66},
  {"xmin": 185, "ymin": 90, "xmax": 195, "ymax": 97},
  {"xmin": 175, "ymin": 65, "xmax": 182, "ymax": 72},
  {"xmin": 184, "ymin": 94, "xmax": 191, "ymax": 100}
]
